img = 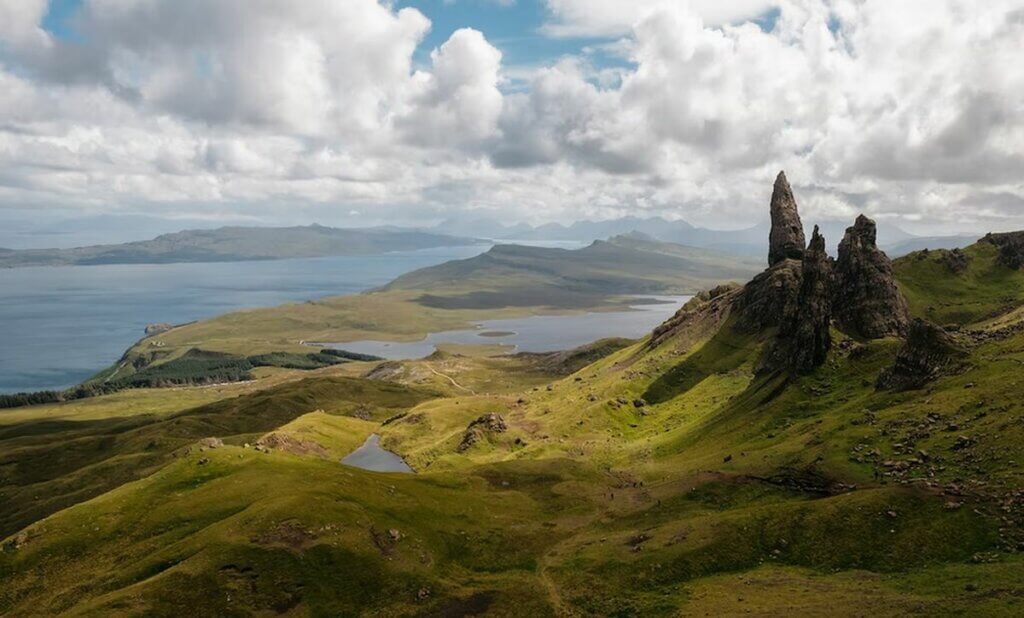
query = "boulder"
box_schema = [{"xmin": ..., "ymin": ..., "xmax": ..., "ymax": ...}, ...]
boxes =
[
  {"xmin": 768, "ymin": 171, "xmax": 806, "ymax": 266},
  {"xmin": 877, "ymin": 319, "xmax": 968, "ymax": 391},
  {"xmin": 833, "ymin": 215, "xmax": 910, "ymax": 339}
]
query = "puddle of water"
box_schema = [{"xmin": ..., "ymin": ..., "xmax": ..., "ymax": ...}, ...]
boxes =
[
  {"xmin": 322, "ymin": 295, "xmax": 690, "ymax": 361},
  {"xmin": 341, "ymin": 434, "xmax": 414, "ymax": 473}
]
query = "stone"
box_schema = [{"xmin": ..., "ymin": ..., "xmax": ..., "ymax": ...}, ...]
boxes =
[
  {"xmin": 457, "ymin": 413, "xmax": 508, "ymax": 452},
  {"xmin": 768, "ymin": 171, "xmax": 806, "ymax": 266},
  {"xmin": 877, "ymin": 319, "xmax": 968, "ymax": 391},
  {"xmin": 980, "ymin": 231, "xmax": 1024, "ymax": 269},
  {"xmin": 198, "ymin": 437, "xmax": 224, "ymax": 449},
  {"xmin": 834, "ymin": 215, "xmax": 910, "ymax": 339}
]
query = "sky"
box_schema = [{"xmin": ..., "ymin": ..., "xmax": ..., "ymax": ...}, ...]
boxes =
[{"xmin": 0, "ymin": 0, "xmax": 1022, "ymax": 243}]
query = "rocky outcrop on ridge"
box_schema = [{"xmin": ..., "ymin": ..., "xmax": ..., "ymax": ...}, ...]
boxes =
[
  {"xmin": 768, "ymin": 171, "xmax": 806, "ymax": 266},
  {"xmin": 765, "ymin": 226, "xmax": 834, "ymax": 374},
  {"xmin": 877, "ymin": 319, "xmax": 968, "ymax": 391},
  {"xmin": 727, "ymin": 173, "xmax": 914, "ymax": 375},
  {"xmin": 833, "ymin": 215, "xmax": 910, "ymax": 339},
  {"xmin": 981, "ymin": 231, "xmax": 1024, "ymax": 270},
  {"xmin": 458, "ymin": 413, "xmax": 508, "ymax": 452}
]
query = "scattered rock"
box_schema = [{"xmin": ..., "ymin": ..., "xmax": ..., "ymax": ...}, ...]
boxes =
[
  {"xmin": 198, "ymin": 437, "xmax": 224, "ymax": 449},
  {"xmin": 197, "ymin": 457, "xmax": 210, "ymax": 466},
  {"xmin": 417, "ymin": 587, "xmax": 431, "ymax": 601},
  {"xmin": 256, "ymin": 433, "xmax": 330, "ymax": 459},
  {"xmin": 633, "ymin": 398, "xmax": 647, "ymax": 408}
]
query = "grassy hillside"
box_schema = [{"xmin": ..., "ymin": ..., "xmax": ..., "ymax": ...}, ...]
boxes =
[
  {"xmin": 3, "ymin": 235, "xmax": 1024, "ymax": 614},
  {"xmin": 383, "ymin": 235, "xmax": 762, "ymax": 306},
  {"xmin": 0, "ymin": 224, "xmax": 479, "ymax": 268},
  {"xmin": 894, "ymin": 242, "xmax": 1024, "ymax": 325}
]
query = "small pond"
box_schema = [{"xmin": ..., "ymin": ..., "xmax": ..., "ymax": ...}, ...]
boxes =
[{"xmin": 341, "ymin": 434, "xmax": 414, "ymax": 473}]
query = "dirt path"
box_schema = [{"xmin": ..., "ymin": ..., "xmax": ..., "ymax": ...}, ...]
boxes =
[{"xmin": 426, "ymin": 365, "xmax": 475, "ymax": 394}]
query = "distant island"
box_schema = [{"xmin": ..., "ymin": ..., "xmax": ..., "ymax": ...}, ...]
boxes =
[{"xmin": 0, "ymin": 225, "xmax": 481, "ymax": 268}]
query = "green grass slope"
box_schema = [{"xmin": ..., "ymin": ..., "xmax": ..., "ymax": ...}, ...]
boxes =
[
  {"xmin": 894, "ymin": 241, "xmax": 1024, "ymax": 325},
  {"xmin": 3, "ymin": 238, "xmax": 1024, "ymax": 615}
]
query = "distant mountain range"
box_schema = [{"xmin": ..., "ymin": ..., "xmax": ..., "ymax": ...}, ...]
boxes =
[
  {"xmin": 431, "ymin": 216, "xmax": 974, "ymax": 257},
  {"xmin": 0, "ymin": 216, "xmax": 981, "ymax": 269},
  {"xmin": 0, "ymin": 225, "xmax": 481, "ymax": 268}
]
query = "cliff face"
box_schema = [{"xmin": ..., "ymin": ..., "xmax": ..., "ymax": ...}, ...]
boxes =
[
  {"xmin": 767, "ymin": 226, "xmax": 834, "ymax": 374},
  {"xmin": 833, "ymin": 215, "xmax": 910, "ymax": 339}
]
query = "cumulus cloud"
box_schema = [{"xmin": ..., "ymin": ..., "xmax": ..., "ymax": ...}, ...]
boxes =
[{"xmin": 0, "ymin": 0, "xmax": 1022, "ymax": 235}]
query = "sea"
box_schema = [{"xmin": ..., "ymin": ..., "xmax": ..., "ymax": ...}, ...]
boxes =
[{"xmin": 0, "ymin": 241, "xmax": 685, "ymax": 394}]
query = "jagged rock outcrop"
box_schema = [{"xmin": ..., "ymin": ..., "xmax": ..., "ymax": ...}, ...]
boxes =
[
  {"xmin": 833, "ymin": 215, "xmax": 910, "ymax": 339},
  {"xmin": 981, "ymin": 231, "xmax": 1024, "ymax": 270},
  {"xmin": 768, "ymin": 172, "xmax": 806, "ymax": 266},
  {"xmin": 458, "ymin": 413, "xmax": 507, "ymax": 452},
  {"xmin": 940, "ymin": 248, "xmax": 970, "ymax": 273},
  {"xmin": 765, "ymin": 226, "xmax": 834, "ymax": 374},
  {"xmin": 877, "ymin": 319, "xmax": 968, "ymax": 391},
  {"xmin": 735, "ymin": 171, "xmax": 807, "ymax": 331},
  {"xmin": 733, "ymin": 261, "xmax": 802, "ymax": 332}
]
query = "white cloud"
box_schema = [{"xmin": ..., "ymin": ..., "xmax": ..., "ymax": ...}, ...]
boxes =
[
  {"xmin": 0, "ymin": 0, "xmax": 1022, "ymax": 236},
  {"xmin": 541, "ymin": 0, "xmax": 778, "ymax": 37}
]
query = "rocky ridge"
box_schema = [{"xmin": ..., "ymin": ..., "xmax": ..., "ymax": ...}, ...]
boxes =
[
  {"xmin": 728, "ymin": 172, "xmax": 912, "ymax": 375},
  {"xmin": 981, "ymin": 231, "xmax": 1024, "ymax": 270}
]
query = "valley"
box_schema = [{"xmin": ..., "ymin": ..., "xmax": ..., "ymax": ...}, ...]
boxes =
[{"xmin": 2, "ymin": 174, "xmax": 1024, "ymax": 615}]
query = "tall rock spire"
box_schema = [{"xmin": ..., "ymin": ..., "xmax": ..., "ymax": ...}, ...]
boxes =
[
  {"xmin": 768, "ymin": 171, "xmax": 806, "ymax": 266},
  {"xmin": 764, "ymin": 225, "xmax": 834, "ymax": 374},
  {"xmin": 833, "ymin": 215, "xmax": 910, "ymax": 339}
]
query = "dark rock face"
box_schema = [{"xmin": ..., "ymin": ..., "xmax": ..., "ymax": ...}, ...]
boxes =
[
  {"xmin": 877, "ymin": 319, "xmax": 968, "ymax": 391},
  {"xmin": 833, "ymin": 215, "xmax": 910, "ymax": 339},
  {"xmin": 766, "ymin": 226, "xmax": 834, "ymax": 374},
  {"xmin": 733, "ymin": 260, "xmax": 803, "ymax": 332},
  {"xmin": 768, "ymin": 171, "xmax": 806, "ymax": 266},
  {"xmin": 981, "ymin": 231, "xmax": 1024, "ymax": 270},
  {"xmin": 458, "ymin": 413, "xmax": 507, "ymax": 452}
]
